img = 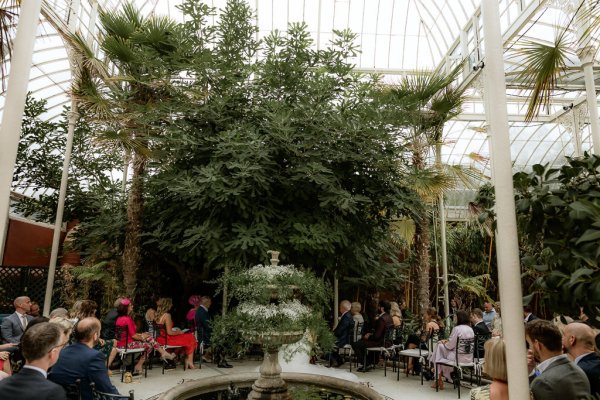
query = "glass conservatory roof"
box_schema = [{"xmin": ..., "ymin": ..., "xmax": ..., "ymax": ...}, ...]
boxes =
[{"xmin": 4, "ymin": 0, "xmax": 600, "ymax": 207}]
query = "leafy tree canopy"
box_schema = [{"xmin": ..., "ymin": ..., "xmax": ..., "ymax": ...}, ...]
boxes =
[{"xmin": 145, "ymin": 0, "xmax": 417, "ymax": 276}]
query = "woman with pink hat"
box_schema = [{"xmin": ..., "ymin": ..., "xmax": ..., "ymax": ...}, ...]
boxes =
[{"xmin": 186, "ymin": 295, "xmax": 201, "ymax": 331}]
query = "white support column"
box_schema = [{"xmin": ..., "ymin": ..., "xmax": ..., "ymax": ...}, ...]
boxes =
[
  {"xmin": 572, "ymin": 108, "xmax": 583, "ymax": 157},
  {"xmin": 0, "ymin": 0, "xmax": 43, "ymax": 262},
  {"xmin": 87, "ymin": 0, "xmax": 99, "ymax": 46},
  {"xmin": 481, "ymin": 2, "xmax": 530, "ymax": 399},
  {"xmin": 580, "ymin": 51, "xmax": 600, "ymax": 154},
  {"xmin": 436, "ymin": 145, "xmax": 450, "ymax": 321},
  {"xmin": 333, "ymin": 271, "xmax": 339, "ymax": 328},
  {"xmin": 43, "ymin": 103, "xmax": 78, "ymax": 316},
  {"xmin": 460, "ymin": 29, "xmax": 469, "ymax": 78}
]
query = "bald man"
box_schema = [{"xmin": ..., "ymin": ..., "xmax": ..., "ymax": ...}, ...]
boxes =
[
  {"xmin": 1, "ymin": 296, "xmax": 33, "ymax": 344},
  {"xmin": 49, "ymin": 317, "xmax": 119, "ymax": 400},
  {"xmin": 563, "ymin": 322, "xmax": 600, "ymax": 396}
]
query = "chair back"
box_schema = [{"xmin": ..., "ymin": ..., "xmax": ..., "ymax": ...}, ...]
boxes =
[
  {"xmin": 455, "ymin": 337, "xmax": 475, "ymax": 365},
  {"xmin": 383, "ymin": 326, "xmax": 396, "ymax": 348},
  {"xmin": 474, "ymin": 332, "xmax": 491, "ymax": 360},
  {"xmin": 153, "ymin": 323, "xmax": 169, "ymax": 345},
  {"xmin": 351, "ymin": 321, "xmax": 364, "ymax": 344},
  {"xmin": 62, "ymin": 379, "xmax": 82, "ymax": 400},
  {"xmin": 90, "ymin": 382, "xmax": 134, "ymax": 400},
  {"xmin": 114, "ymin": 324, "xmax": 132, "ymax": 348},
  {"xmin": 391, "ymin": 325, "xmax": 404, "ymax": 346}
]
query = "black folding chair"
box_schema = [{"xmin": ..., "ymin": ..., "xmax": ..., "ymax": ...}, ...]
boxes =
[
  {"xmin": 434, "ymin": 336, "xmax": 475, "ymax": 399},
  {"xmin": 153, "ymin": 323, "xmax": 185, "ymax": 374},
  {"xmin": 61, "ymin": 378, "xmax": 82, "ymax": 400},
  {"xmin": 114, "ymin": 325, "xmax": 147, "ymax": 382},
  {"xmin": 90, "ymin": 383, "xmax": 134, "ymax": 400}
]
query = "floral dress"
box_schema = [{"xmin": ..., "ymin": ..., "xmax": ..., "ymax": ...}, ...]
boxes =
[{"xmin": 115, "ymin": 315, "xmax": 160, "ymax": 354}]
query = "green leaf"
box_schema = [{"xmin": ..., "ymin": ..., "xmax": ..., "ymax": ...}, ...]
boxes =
[{"xmin": 576, "ymin": 229, "xmax": 600, "ymax": 245}]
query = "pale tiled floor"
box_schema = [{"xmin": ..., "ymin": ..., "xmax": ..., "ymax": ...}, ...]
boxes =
[{"xmin": 111, "ymin": 359, "xmax": 471, "ymax": 400}]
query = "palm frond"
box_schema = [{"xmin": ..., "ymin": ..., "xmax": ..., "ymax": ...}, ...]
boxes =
[
  {"xmin": 0, "ymin": 0, "xmax": 19, "ymax": 91},
  {"xmin": 512, "ymin": 34, "xmax": 571, "ymax": 122},
  {"xmin": 449, "ymin": 273, "xmax": 492, "ymax": 300},
  {"xmin": 389, "ymin": 217, "xmax": 416, "ymax": 247},
  {"xmin": 100, "ymin": 3, "xmax": 143, "ymax": 40},
  {"xmin": 404, "ymin": 166, "xmax": 456, "ymax": 201}
]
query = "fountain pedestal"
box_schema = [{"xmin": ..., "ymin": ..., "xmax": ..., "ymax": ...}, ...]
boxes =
[{"xmin": 248, "ymin": 348, "xmax": 290, "ymax": 400}]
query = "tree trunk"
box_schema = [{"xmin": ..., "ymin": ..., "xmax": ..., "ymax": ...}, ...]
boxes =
[
  {"xmin": 413, "ymin": 148, "xmax": 431, "ymax": 317},
  {"xmin": 122, "ymin": 152, "xmax": 145, "ymax": 297},
  {"xmin": 414, "ymin": 219, "xmax": 431, "ymax": 316}
]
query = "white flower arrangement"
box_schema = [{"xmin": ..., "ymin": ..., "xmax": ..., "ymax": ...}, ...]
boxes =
[
  {"xmin": 243, "ymin": 264, "xmax": 304, "ymax": 281},
  {"xmin": 237, "ymin": 300, "xmax": 310, "ymax": 322}
]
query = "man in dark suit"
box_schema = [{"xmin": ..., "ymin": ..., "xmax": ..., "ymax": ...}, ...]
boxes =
[
  {"xmin": 0, "ymin": 322, "xmax": 67, "ymax": 399},
  {"xmin": 524, "ymin": 305, "xmax": 538, "ymax": 323},
  {"xmin": 352, "ymin": 300, "xmax": 394, "ymax": 372},
  {"xmin": 563, "ymin": 322, "xmax": 600, "ymax": 396},
  {"xmin": 470, "ymin": 308, "xmax": 491, "ymax": 358},
  {"xmin": 49, "ymin": 317, "xmax": 119, "ymax": 400},
  {"xmin": 526, "ymin": 320, "xmax": 590, "ymax": 400},
  {"xmin": 330, "ymin": 300, "xmax": 354, "ymax": 367},
  {"xmin": 1, "ymin": 296, "xmax": 34, "ymax": 344},
  {"xmin": 195, "ymin": 296, "xmax": 232, "ymax": 368}
]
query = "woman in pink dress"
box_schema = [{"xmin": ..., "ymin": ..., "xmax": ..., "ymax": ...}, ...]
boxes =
[
  {"xmin": 115, "ymin": 298, "xmax": 175, "ymax": 374},
  {"xmin": 155, "ymin": 297, "xmax": 197, "ymax": 369},
  {"xmin": 429, "ymin": 310, "xmax": 474, "ymax": 389}
]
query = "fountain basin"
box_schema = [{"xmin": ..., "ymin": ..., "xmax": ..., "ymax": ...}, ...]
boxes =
[{"xmin": 156, "ymin": 372, "xmax": 384, "ymax": 400}]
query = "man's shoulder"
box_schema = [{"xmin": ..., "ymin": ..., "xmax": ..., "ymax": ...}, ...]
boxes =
[{"xmin": 579, "ymin": 353, "xmax": 600, "ymax": 370}]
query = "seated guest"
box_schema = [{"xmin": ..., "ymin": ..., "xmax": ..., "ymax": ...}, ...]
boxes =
[
  {"xmin": 0, "ymin": 322, "xmax": 67, "ymax": 399},
  {"xmin": 352, "ymin": 300, "xmax": 393, "ymax": 372},
  {"xmin": 1, "ymin": 296, "xmax": 34, "ymax": 344},
  {"xmin": 390, "ymin": 302, "xmax": 403, "ymax": 327},
  {"xmin": 196, "ymin": 296, "xmax": 232, "ymax": 368},
  {"xmin": 115, "ymin": 298, "xmax": 174, "ymax": 375},
  {"xmin": 155, "ymin": 297, "xmax": 197, "ymax": 369},
  {"xmin": 405, "ymin": 307, "xmax": 443, "ymax": 376},
  {"xmin": 101, "ymin": 298, "xmax": 122, "ymax": 341},
  {"xmin": 49, "ymin": 317, "xmax": 119, "ymax": 400},
  {"xmin": 69, "ymin": 300, "xmax": 118, "ymax": 372},
  {"xmin": 562, "ymin": 322, "xmax": 600, "ymax": 397},
  {"xmin": 526, "ymin": 319, "xmax": 589, "ymax": 399},
  {"xmin": 429, "ymin": 310, "xmax": 474, "ymax": 390},
  {"xmin": 470, "ymin": 308, "xmax": 491, "ymax": 358},
  {"xmin": 49, "ymin": 308, "xmax": 69, "ymax": 319},
  {"xmin": 330, "ymin": 300, "xmax": 354, "ymax": 367},
  {"xmin": 49, "ymin": 317, "xmax": 74, "ymax": 339},
  {"xmin": 186, "ymin": 295, "xmax": 201, "ymax": 331},
  {"xmin": 0, "ymin": 343, "xmax": 13, "ymax": 380},
  {"xmin": 524, "ymin": 305, "xmax": 538, "ymax": 323},
  {"xmin": 469, "ymin": 339, "xmax": 525, "ymax": 400},
  {"xmin": 28, "ymin": 301, "xmax": 41, "ymax": 318},
  {"xmin": 350, "ymin": 302, "xmax": 364, "ymax": 342}
]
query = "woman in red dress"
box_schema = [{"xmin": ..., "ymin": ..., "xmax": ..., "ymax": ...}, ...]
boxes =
[{"xmin": 155, "ymin": 297, "xmax": 197, "ymax": 369}]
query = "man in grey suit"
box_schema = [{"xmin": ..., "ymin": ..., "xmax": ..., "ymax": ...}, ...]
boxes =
[
  {"xmin": 1, "ymin": 296, "xmax": 34, "ymax": 343},
  {"xmin": 526, "ymin": 319, "xmax": 590, "ymax": 400}
]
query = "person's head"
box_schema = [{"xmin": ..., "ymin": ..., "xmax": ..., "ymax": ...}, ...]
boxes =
[
  {"xmin": 451, "ymin": 299, "xmax": 458, "ymax": 308},
  {"xmin": 28, "ymin": 301, "xmax": 40, "ymax": 317},
  {"xmin": 200, "ymin": 296, "xmax": 212, "ymax": 308},
  {"xmin": 483, "ymin": 302, "xmax": 494, "ymax": 313},
  {"xmin": 74, "ymin": 317, "xmax": 101, "ymax": 346},
  {"xmin": 526, "ymin": 319, "xmax": 563, "ymax": 363},
  {"xmin": 424, "ymin": 307, "xmax": 439, "ymax": 321},
  {"xmin": 378, "ymin": 300, "xmax": 391, "ymax": 314},
  {"xmin": 471, "ymin": 308, "xmax": 484, "ymax": 323},
  {"xmin": 483, "ymin": 339, "xmax": 507, "ymax": 381},
  {"xmin": 339, "ymin": 300, "xmax": 351, "ymax": 314},
  {"xmin": 14, "ymin": 296, "xmax": 32, "ymax": 313},
  {"xmin": 188, "ymin": 295, "xmax": 201, "ymax": 309},
  {"xmin": 117, "ymin": 298, "xmax": 133, "ymax": 316},
  {"xmin": 49, "ymin": 307, "xmax": 68, "ymax": 319},
  {"xmin": 49, "ymin": 316, "xmax": 75, "ymax": 338},
  {"xmin": 455, "ymin": 310, "xmax": 470, "ymax": 326},
  {"xmin": 21, "ymin": 322, "xmax": 64, "ymax": 369},
  {"xmin": 523, "ymin": 305, "xmax": 533, "ymax": 317},
  {"xmin": 350, "ymin": 302, "xmax": 362, "ymax": 315},
  {"xmin": 563, "ymin": 322, "xmax": 596, "ymax": 356},
  {"xmin": 71, "ymin": 300, "xmax": 98, "ymax": 320},
  {"xmin": 113, "ymin": 297, "xmax": 124, "ymax": 309},
  {"xmin": 390, "ymin": 302, "xmax": 402, "ymax": 318},
  {"xmin": 156, "ymin": 297, "xmax": 173, "ymax": 318}
]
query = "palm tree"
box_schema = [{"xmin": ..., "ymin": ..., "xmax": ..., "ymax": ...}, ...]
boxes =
[
  {"xmin": 382, "ymin": 67, "xmax": 465, "ymax": 316},
  {"xmin": 66, "ymin": 4, "xmax": 185, "ymax": 296},
  {"xmin": 0, "ymin": 0, "xmax": 20, "ymax": 91}
]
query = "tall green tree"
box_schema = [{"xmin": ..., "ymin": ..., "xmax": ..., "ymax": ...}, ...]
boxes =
[
  {"xmin": 67, "ymin": 3, "xmax": 188, "ymax": 296},
  {"xmin": 379, "ymin": 69, "xmax": 465, "ymax": 315},
  {"xmin": 145, "ymin": 0, "xmax": 414, "ymax": 280}
]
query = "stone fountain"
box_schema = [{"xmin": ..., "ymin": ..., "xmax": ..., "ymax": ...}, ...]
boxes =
[{"xmin": 157, "ymin": 250, "xmax": 383, "ymax": 400}]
